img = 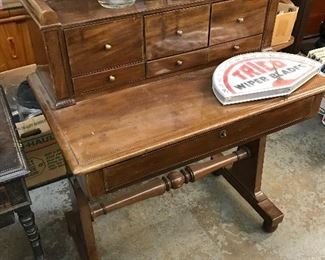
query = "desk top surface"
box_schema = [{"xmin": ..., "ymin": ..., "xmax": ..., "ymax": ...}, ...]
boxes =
[{"xmin": 31, "ymin": 67, "xmax": 325, "ymax": 175}]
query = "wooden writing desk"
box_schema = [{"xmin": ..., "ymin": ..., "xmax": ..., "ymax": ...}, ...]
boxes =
[
  {"xmin": 29, "ymin": 66, "xmax": 325, "ymax": 259},
  {"xmin": 20, "ymin": 0, "xmax": 325, "ymax": 258}
]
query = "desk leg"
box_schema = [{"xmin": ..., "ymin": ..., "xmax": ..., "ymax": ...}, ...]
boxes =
[
  {"xmin": 220, "ymin": 137, "xmax": 284, "ymax": 232},
  {"xmin": 15, "ymin": 206, "xmax": 44, "ymax": 260},
  {"xmin": 66, "ymin": 179, "xmax": 99, "ymax": 260}
]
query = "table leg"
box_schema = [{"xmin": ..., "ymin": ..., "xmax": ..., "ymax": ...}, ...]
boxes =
[
  {"xmin": 220, "ymin": 137, "xmax": 284, "ymax": 232},
  {"xmin": 66, "ymin": 179, "xmax": 98, "ymax": 260},
  {"xmin": 15, "ymin": 206, "xmax": 44, "ymax": 260}
]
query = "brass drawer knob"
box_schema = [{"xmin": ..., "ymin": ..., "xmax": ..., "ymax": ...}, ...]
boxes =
[
  {"xmin": 176, "ymin": 60, "xmax": 183, "ymax": 66},
  {"xmin": 237, "ymin": 17, "xmax": 245, "ymax": 23},
  {"xmin": 176, "ymin": 29, "xmax": 183, "ymax": 36},
  {"xmin": 108, "ymin": 75, "xmax": 116, "ymax": 82},
  {"xmin": 104, "ymin": 44, "xmax": 112, "ymax": 50},
  {"xmin": 233, "ymin": 45, "xmax": 240, "ymax": 51}
]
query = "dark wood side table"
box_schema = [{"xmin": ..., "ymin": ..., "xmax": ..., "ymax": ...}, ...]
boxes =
[{"xmin": 0, "ymin": 86, "xmax": 44, "ymax": 260}]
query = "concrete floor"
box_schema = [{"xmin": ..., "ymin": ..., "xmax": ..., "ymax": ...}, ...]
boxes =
[{"xmin": 0, "ymin": 115, "xmax": 324, "ymax": 260}]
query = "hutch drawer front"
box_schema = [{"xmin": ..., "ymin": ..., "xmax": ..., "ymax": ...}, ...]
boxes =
[
  {"xmin": 210, "ymin": 0, "xmax": 268, "ymax": 45},
  {"xmin": 73, "ymin": 63, "xmax": 145, "ymax": 96},
  {"xmin": 65, "ymin": 17, "xmax": 144, "ymax": 76},
  {"xmin": 146, "ymin": 49, "xmax": 208, "ymax": 78},
  {"xmin": 208, "ymin": 34, "xmax": 263, "ymax": 63},
  {"xmin": 102, "ymin": 95, "xmax": 315, "ymax": 191},
  {"xmin": 145, "ymin": 5, "xmax": 210, "ymax": 60}
]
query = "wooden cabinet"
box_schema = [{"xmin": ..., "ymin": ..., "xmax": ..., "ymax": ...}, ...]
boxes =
[
  {"xmin": 22, "ymin": 0, "xmax": 280, "ymax": 108},
  {"xmin": 0, "ymin": 8, "xmax": 35, "ymax": 72}
]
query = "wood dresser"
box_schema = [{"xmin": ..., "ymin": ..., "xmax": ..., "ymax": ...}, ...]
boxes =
[{"xmin": 20, "ymin": 0, "xmax": 325, "ymax": 259}]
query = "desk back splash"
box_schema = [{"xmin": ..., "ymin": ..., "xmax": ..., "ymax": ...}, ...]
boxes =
[{"xmin": 20, "ymin": 0, "xmax": 279, "ymax": 109}]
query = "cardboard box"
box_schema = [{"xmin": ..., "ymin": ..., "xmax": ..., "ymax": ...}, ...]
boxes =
[
  {"xmin": 15, "ymin": 115, "xmax": 66, "ymax": 188},
  {"xmin": 271, "ymin": 1, "xmax": 299, "ymax": 46},
  {"xmin": 0, "ymin": 65, "xmax": 66, "ymax": 188}
]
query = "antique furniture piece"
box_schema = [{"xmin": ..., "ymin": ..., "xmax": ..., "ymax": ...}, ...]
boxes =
[
  {"xmin": 0, "ymin": 86, "xmax": 44, "ymax": 259},
  {"xmin": 21, "ymin": 0, "xmax": 283, "ymax": 109},
  {"xmin": 21, "ymin": 0, "xmax": 325, "ymax": 259},
  {"xmin": 0, "ymin": 4, "xmax": 36, "ymax": 72}
]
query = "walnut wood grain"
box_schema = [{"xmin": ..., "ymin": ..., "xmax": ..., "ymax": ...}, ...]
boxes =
[
  {"xmin": 208, "ymin": 35, "xmax": 263, "ymax": 63},
  {"xmin": 92, "ymin": 148, "xmax": 250, "ymax": 218},
  {"xmin": 22, "ymin": 0, "xmax": 281, "ymax": 108},
  {"xmin": 261, "ymin": 0, "xmax": 279, "ymax": 49},
  {"xmin": 145, "ymin": 4, "xmax": 210, "ymax": 60},
  {"xmin": 210, "ymin": 0, "xmax": 268, "ymax": 45},
  {"xmin": 65, "ymin": 17, "xmax": 144, "ymax": 77},
  {"xmin": 146, "ymin": 49, "xmax": 208, "ymax": 78},
  {"xmin": 28, "ymin": 67, "xmax": 325, "ymax": 176},
  {"xmin": 102, "ymin": 93, "xmax": 318, "ymax": 192},
  {"xmin": 73, "ymin": 63, "xmax": 145, "ymax": 96},
  {"xmin": 20, "ymin": 0, "xmax": 58, "ymax": 26},
  {"xmin": 41, "ymin": 29, "xmax": 73, "ymax": 100}
]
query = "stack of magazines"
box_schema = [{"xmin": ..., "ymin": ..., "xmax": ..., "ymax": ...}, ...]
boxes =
[{"xmin": 212, "ymin": 52, "xmax": 322, "ymax": 105}]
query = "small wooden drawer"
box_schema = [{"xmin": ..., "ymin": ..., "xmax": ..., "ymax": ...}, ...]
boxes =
[
  {"xmin": 210, "ymin": 0, "xmax": 268, "ymax": 45},
  {"xmin": 65, "ymin": 17, "xmax": 143, "ymax": 76},
  {"xmin": 73, "ymin": 63, "xmax": 145, "ymax": 96},
  {"xmin": 145, "ymin": 5, "xmax": 210, "ymax": 60},
  {"xmin": 146, "ymin": 49, "xmax": 208, "ymax": 78},
  {"xmin": 208, "ymin": 34, "xmax": 262, "ymax": 63}
]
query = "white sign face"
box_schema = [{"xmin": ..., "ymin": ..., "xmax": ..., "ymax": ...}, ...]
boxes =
[{"xmin": 212, "ymin": 52, "xmax": 321, "ymax": 105}]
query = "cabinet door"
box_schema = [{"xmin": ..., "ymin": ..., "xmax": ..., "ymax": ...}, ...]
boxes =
[{"xmin": 0, "ymin": 19, "xmax": 35, "ymax": 72}]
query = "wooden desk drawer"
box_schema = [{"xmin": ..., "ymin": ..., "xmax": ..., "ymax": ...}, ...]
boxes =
[
  {"xmin": 146, "ymin": 49, "xmax": 208, "ymax": 78},
  {"xmin": 65, "ymin": 17, "xmax": 143, "ymax": 76},
  {"xmin": 145, "ymin": 5, "xmax": 210, "ymax": 60},
  {"xmin": 210, "ymin": 0, "xmax": 268, "ymax": 45},
  {"xmin": 73, "ymin": 63, "xmax": 145, "ymax": 96},
  {"xmin": 103, "ymin": 96, "xmax": 316, "ymax": 192},
  {"xmin": 208, "ymin": 35, "xmax": 262, "ymax": 63}
]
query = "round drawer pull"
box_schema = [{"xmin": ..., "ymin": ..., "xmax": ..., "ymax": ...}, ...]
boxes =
[
  {"xmin": 104, "ymin": 44, "xmax": 112, "ymax": 50},
  {"xmin": 176, "ymin": 30, "xmax": 183, "ymax": 36},
  {"xmin": 237, "ymin": 17, "xmax": 245, "ymax": 23},
  {"xmin": 233, "ymin": 45, "xmax": 240, "ymax": 51},
  {"xmin": 176, "ymin": 60, "xmax": 183, "ymax": 66},
  {"xmin": 108, "ymin": 75, "xmax": 116, "ymax": 82},
  {"xmin": 219, "ymin": 129, "xmax": 227, "ymax": 138}
]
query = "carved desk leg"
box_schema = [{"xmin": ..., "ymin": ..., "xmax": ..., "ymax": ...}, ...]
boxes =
[
  {"xmin": 65, "ymin": 179, "xmax": 98, "ymax": 260},
  {"xmin": 15, "ymin": 206, "xmax": 44, "ymax": 260},
  {"xmin": 220, "ymin": 137, "xmax": 284, "ymax": 232}
]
